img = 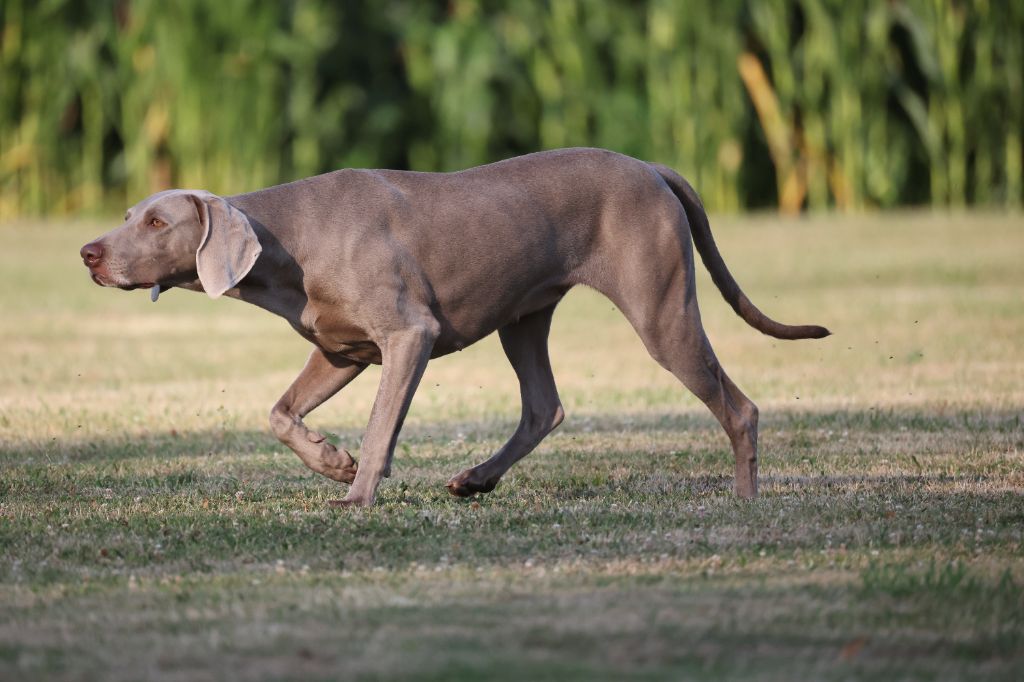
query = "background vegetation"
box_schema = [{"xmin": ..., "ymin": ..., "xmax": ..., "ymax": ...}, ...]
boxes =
[{"xmin": 2, "ymin": 0, "xmax": 1022, "ymax": 219}]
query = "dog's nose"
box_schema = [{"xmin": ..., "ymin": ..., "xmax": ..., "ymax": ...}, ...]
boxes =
[{"xmin": 80, "ymin": 241, "xmax": 104, "ymax": 267}]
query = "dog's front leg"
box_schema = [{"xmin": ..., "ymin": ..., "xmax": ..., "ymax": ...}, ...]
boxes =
[
  {"xmin": 331, "ymin": 325, "xmax": 437, "ymax": 507},
  {"xmin": 270, "ymin": 348, "xmax": 366, "ymax": 484}
]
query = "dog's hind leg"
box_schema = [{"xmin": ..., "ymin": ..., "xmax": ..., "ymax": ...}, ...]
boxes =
[
  {"xmin": 657, "ymin": 310, "xmax": 760, "ymax": 498},
  {"xmin": 447, "ymin": 304, "xmax": 564, "ymax": 497},
  {"xmin": 608, "ymin": 249, "xmax": 760, "ymax": 498}
]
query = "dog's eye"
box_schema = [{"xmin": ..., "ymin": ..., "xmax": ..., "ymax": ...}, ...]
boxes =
[{"xmin": 149, "ymin": 217, "xmax": 165, "ymax": 229}]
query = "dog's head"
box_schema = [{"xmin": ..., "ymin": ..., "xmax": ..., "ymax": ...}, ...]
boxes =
[{"xmin": 80, "ymin": 190, "xmax": 262, "ymax": 300}]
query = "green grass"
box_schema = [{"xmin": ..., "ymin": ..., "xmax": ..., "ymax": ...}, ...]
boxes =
[{"xmin": 1, "ymin": 212, "xmax": 1022, "ymax": 680}]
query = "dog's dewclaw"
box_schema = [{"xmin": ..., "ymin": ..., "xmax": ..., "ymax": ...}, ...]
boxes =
[{"xmin": 150, "ymin": 285, "xmax": 161, "ymax": 302}]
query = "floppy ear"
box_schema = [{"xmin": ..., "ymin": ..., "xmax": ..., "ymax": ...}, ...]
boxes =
[{"xmin": 190, "ymin": 192, "xmax": 262, "ymax": 299}]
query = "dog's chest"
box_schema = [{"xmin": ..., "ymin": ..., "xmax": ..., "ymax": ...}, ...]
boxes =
[{"xmin": 295, "ymin": 305, "xmax": 382, "ymax": 363}]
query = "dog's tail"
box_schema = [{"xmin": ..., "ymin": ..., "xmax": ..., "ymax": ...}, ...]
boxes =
[{"xmin": 651, "ymin": 163, "xmax": 830, "ymax": 340}]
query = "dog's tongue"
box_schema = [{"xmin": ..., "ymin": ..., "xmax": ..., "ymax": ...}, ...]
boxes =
[{"xmin": 150, "ymin": 285, "xmax": 161, "ymax": 303}]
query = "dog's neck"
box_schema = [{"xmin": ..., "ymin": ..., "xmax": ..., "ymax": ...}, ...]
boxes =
[
  {"xmin": 177, "ymin": 218, "xmax": 309, "ymax": 326},
  {"xmin": 227, "ymin": 221, "xmax": 309, "ymax": 323}
]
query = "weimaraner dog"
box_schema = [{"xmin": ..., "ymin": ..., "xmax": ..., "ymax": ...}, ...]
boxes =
[{"xmin": 80, "ymin": 148, "xmax": 828, "ymax": 507}]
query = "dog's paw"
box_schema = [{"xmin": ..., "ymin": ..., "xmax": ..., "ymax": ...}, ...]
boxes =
[
  {"xmin": 320, "ymin": 446, "xmax": 358, "ymax": 484},
  {"xmin": 322, "ymin": 466, "xmax": 358, "ymax": 485},
  {"xmin": 446, "ymin": 470, "xmax": 498, "ymax": 497},
  {"xmin": 326, "ymin": 496, "xmax": 371, "ymax": 509}
]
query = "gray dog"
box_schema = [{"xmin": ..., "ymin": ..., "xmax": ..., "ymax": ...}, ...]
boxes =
[{"xmin": 80, "ymin": 148, "xmax": 828, "ymax": 507}]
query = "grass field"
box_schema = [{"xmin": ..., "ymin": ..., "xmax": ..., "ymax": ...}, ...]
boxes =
[{"xmin": 1, "ymin": 212, "xmax": 1022, "ymax": 680}]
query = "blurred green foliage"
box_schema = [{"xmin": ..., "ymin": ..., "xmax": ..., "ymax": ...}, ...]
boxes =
[{"xmin": 1, "ymin": 0, "xmax": 1021, "ymax": 218}]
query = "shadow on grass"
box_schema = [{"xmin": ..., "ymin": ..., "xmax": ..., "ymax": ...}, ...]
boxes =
[
  {"xmin": 2, "ymin": 402, "xmax": 1021, "ymax": 586},
  {"xmin": 2, "ymin": 404, "xmax": 1020, "ymax": 524},
  {"xmin": 1, "ymin": 406, "xmax": 1019, "ymax": 467},
  {"xmin": 3, "ymin": 474, "xmax": 1022, "ymax": 586}
]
